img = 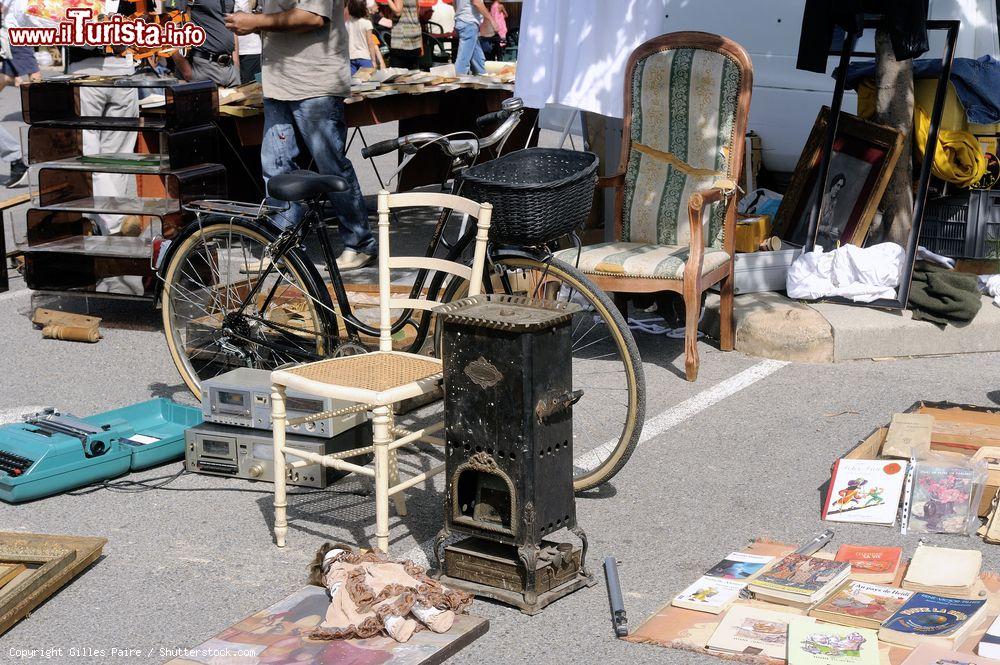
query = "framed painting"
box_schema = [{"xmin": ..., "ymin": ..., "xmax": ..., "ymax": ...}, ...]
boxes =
[{"xmin": 774, "ymin": 108, "xmax": 905, "ymax": 251}]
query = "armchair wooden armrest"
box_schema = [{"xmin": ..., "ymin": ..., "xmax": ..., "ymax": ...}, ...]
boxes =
[{"xmin": 683, "ymin": 186, "xmax": 739, "ymax": 282}]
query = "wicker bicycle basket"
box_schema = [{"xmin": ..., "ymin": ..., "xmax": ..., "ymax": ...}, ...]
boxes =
[{"xmin": 459, "ymin": 148, "xmax": 599, "ymax": 246}]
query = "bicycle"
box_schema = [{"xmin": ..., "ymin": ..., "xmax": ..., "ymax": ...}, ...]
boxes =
[{"xmin": 157, "ymin": 99, "xmax": 645, "ymax": 491}]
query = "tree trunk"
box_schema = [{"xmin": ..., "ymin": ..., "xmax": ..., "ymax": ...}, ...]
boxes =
[{"xmin": 873, "ymin": 28, "xmax": 915, "ymax": 246}]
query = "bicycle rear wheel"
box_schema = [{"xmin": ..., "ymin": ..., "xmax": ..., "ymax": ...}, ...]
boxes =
[
  {"xmin": 161, "ymin": 217, "xmax": 333, "ymax": 395},
  {"xmin": 445, "ymin": 254, "xmax": 645, "ymax": 491}
]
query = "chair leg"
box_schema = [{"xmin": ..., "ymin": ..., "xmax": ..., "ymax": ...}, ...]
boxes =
[
  {"xmin": 389, "ymin": 450, "xmax": 408, "ymax": 517},
  {"xmin": 271, "ymin": 384, "xmax": 288, "ymax": 548},
  {"xmin": 372, "ymin": 405, "xmax": 392, "ymax": 553},
  {"xmin": 683, "ymin": 288, "xmax": 701, "ymax": 382},
  {"xmin": 612, "ymin": 293, "xmax": 629, "ymax": 320},
  {"xmin": 720, "ymin": 271, "xmax": 735, "ymax": 352},
  {"xmin": 387, "ymin": 409, "xmax": 407, "ymax": 517}
]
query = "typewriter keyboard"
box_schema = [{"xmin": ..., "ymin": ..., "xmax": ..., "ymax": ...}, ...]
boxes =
[{"xmin": 0, "ymin": 450, "xmax": 33, "ymax": 476}]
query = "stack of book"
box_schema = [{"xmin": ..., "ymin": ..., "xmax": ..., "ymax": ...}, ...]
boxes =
[
  {"xmin": 878, "ymin": 592, "xmax": 987, "ymax": 649},
  {"xmin": 746, "ymin": 553, "xmax": 851, "ymax": 608},
  {"xmin": 834, "ymin": 544, "xmax": 902, "ymax": 584},
  {"xmin": 671, "ymin": 551, "xmax": 774, "ymax": 614},
  {"xmin": 808, "ymin": 580, "xmax": 913, "ymax": 630},
  {"xmin": 902, "ymin": 544, "xmax": 982, "ymax": 596}
]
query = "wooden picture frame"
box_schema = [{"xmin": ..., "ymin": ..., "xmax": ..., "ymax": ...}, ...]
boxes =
[
  {"xmin": 774, "ymin": 108, "xmax": 904, "ymax": 250},
  {"xmin": 0, "ymin": 532, "xmax": 107, "ymax": 636}
]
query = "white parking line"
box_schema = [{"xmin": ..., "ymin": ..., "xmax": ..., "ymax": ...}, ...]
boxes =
[
  {"xmin": 574, "ymin": 358, "xmax": 789, "ymax": 472},
  {"xmin": 401, "ymin": 359, "xmax": 789, "ymax": 567}
]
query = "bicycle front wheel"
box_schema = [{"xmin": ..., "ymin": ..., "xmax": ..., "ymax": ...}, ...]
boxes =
[
  {"xmin": 161, "ymin": 218, "xmax": 332, "ymax": 395},
  {"xmin": 488, "ymin": 255, "xmax": 646, "ymax": 491}
]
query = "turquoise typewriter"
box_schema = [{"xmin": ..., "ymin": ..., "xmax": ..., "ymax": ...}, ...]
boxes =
[{"xmin": 0, "ymin": 399, "xmax": 202, "ymax": 503}]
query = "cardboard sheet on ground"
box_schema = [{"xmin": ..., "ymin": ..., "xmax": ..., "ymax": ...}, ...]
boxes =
[
  {"xmin": 625, "ymin": 540, "xmax": 1000, "ymax": 664},
  {"xmin": 166, "ymin": 585, "xmax": 488, "ymax": 665}
]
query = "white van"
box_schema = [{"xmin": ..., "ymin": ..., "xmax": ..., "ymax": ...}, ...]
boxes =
[{"xmin": 648, "ymin": 0, "xmax": 999, "ymax": 173}]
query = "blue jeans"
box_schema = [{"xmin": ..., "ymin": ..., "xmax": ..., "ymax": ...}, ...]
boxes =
[
  {"xmin": 261, "ymin": 95, "xmax": 375, "ymax": 254},
  {"xmin": 350, "ymin": 58, "xmax": 372, "ymax": 75},
  {"xmin": 455, "ymin": 20, "xmax": 485, "ymax": 75}
]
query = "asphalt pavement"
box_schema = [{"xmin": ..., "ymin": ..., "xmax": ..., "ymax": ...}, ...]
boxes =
[{"xmin": 1, "ymin": 77, "xmax": 1000, "ymax": 665}]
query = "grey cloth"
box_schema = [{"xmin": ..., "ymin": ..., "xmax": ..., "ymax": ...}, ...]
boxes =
[
  {"xmin": 190, "ymin": 56, "xmax": 240, "ymax": 87},
  {"xmin": 0, "ymin": 126, "xmax": 21, "ymax": 163},
  {"xmin": 189, "ymin": 0, "xmax": 237, "ymax": 55},
  {"xmin": 260, "ymin": 0, "xmax": 350, "ymax": 101}
]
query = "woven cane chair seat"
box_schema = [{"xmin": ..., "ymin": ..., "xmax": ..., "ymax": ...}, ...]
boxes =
[{"xmin": 282, "ymin": 352, "xmax": 442, "ymax": 393}]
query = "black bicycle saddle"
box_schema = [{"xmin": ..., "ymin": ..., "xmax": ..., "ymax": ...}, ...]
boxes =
[{"xmin": 267, "ymin": 170, "xmax": 349, "ymax": 202}]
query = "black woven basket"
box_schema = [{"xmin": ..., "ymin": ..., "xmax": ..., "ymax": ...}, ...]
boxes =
[{"xmin": 459, "ymin": 148, "xmax": 599, "ymax": 246}]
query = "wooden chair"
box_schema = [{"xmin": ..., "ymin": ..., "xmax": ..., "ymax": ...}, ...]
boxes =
[
  {"xmin": 554, "ymin": 32, "xmax": 753, "ymax": 381},
  {"xmin": 270, "ymin": 190, "xmax": 492, "ymax": 552}
]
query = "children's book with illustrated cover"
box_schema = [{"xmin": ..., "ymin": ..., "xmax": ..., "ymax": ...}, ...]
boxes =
[
  {"xmin": 879, "ymin": 592, "xmax": 987, "ymax": 648},
  {"xmin": 786, "ymin": 618, "xmax": 879, "ymax": 664},
  {"xmin": 823, "ymin": 459, "xmax": 907, "ymax": 525},
  {"xmin": 749, "ymin": 553, "xmax": 850, "ymax": 597},
  {"xmin": 707, "ymin": 605, "xmax": 812, "ymax": 660},
  {"xmin": 808, "ymin": 580, "xmax": 913, "ymax": 629}
]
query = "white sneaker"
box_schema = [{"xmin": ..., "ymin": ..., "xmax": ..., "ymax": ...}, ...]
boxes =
[{"xmin": 336, "ymin": 249, "xmax": 374, "ymax": 270}]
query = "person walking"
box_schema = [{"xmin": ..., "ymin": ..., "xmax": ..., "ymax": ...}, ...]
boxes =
[
  {"xmin": 385, "ymin": 0, "xmax": 422, "ymax": 70},
  {"xmin": 234, "ymin": 0, "xmax": 262, "ymax": 84},
  {"xmin": 345, "ymin": 0, "xmax": 382, "ymax": 74},
  {"xmin": 454, "ymin": 0, "xmax": 495, "ymax": 75},
  {"xmin": 173, "ymin": 0, "xmax": 241, "ymax": 87},
  {"xmin": 226, "ymin": 0, "xmax": 376, "ymax": 270}
]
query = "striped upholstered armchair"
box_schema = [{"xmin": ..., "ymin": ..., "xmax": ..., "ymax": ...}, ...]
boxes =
[{"xmin": 555, "ymin": 32, "xmax": 752, "ymax": 381}]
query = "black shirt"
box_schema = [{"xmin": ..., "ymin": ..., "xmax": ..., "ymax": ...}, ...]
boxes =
[{"xmin": 189, "ymin": 0, "xmax": 236, "ymax": 55}]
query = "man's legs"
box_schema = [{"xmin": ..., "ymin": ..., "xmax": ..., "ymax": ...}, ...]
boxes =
[
  {"xmin": 454, "ymin": 21, "xmax": 479, "ymax": 75},
  {"xmin": 469, "ymin": 32, "xmax": 487, "ymax": 74},
  {"xmin": 239, "ymin": 54, "xmax": 261, "ymax": 84},
  {"xmin": 0, "ymin": 126, "xmax": 21, "ymax": 163},
  {"xmin": 261, "ymin": 97, "xmax": 305, "ymax": 229},
  {"xmin": 189, "ymin": 58, "xmax": 241, "ymax": 88},
  {"xmin": 0, "ymin": 126, "xmax": 26, "ymax": 187},
  {"xmin": 290, "ymin": 96, "xmax": 375, "ymax": 256}
]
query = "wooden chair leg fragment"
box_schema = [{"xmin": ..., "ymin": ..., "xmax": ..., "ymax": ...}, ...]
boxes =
[
  {"xmin": 271, "ymin": 384, "xmax": 288, "ymax": 548},
  {"xmin": 372, "ymin": 405, "xmax": 392, "ymax": 553}
]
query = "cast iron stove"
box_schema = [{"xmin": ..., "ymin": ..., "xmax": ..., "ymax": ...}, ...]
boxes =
[{"xmin": 433, "ymin": 294, "xmax": 594, "ymax": 614}]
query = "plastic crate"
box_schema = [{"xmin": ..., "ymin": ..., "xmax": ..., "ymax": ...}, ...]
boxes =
[{"xmin": 920, "ymin": 190, "xmax": 1000, "ymax": 258}]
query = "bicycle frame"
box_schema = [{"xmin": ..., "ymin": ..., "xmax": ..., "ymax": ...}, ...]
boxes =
[{"xmin": 172, "ymin": 102, "xmax": 556, "ymax": 359}]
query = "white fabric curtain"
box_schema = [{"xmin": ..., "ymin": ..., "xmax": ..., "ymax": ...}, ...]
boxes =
[{"xmin": 513, "ymin": 0, "xmax": 669, "ymax": 118}]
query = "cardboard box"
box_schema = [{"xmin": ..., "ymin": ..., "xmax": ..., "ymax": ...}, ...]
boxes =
[{"xmin": 842, "ymin": 401, "xmax": 1000, "ymax": 517}]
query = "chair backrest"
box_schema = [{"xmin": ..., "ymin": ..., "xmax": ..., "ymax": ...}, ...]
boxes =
[
  {"xmin": 615, "ymin": 32, "xmax": 753, "ymax": 249},
  {"xmin": 376, "ymin": 190, "xmax": 492, "ymax": 352}
]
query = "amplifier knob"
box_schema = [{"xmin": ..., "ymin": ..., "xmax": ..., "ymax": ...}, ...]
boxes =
[{"xmin": 249, "ymin": 464, "xmax": 263, "ymax": 478}]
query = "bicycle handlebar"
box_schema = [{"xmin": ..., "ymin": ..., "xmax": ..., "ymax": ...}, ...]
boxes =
[
  {"xmin": 361, "ymin": 98, "xmax": 526, "ymax": 162},
  {"xmin": 361, "ymin": 137, "xmax": 404, "ymax": 159},
  {"xmin": 475, "ymin": 108, "xmax": 512, "ymax": 130}
]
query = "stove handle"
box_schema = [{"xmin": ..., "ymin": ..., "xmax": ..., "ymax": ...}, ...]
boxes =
[{"xmin": 535, "ymin": 390, "xmax": 584, "ymax": 423}]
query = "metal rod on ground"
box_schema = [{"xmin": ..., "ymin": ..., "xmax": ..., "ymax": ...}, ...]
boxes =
[{"xmin": 603, "ymin": 556, "xmax": 628, "ymax": 637}]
